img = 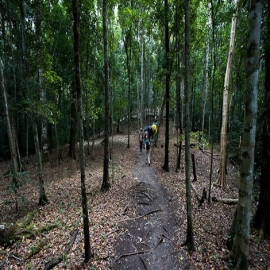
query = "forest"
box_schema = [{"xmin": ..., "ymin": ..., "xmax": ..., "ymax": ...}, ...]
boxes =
[{"xmin": 0, "ymin": 0, "xmax": 269, "ymax": 269}]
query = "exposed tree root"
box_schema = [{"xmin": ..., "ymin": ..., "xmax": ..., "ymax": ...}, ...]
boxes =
[
  {"xmin": 114, "ymin": 235, "xmax": 164, "ymax": 263},
  {"xmin": 116, "ymin": 209, "xmax": 163, "ymax": 223}
]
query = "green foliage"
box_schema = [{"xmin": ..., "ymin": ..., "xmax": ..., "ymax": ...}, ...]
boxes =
[{"xmin": 190, "ymin": 131, "xmax": 210, "ymax": 149}]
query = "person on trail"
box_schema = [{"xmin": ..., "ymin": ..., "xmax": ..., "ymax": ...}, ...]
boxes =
[
  {"xmin": 138, "ymin": 128, "xmax": 143, "ymax": 152},
  {"xmin": 145, "ymin": 135, "xmax": 151, "ymax": 166},
  {"xmin": 144, "ymin": 126, "xmax": 149, "ymax": 139}
]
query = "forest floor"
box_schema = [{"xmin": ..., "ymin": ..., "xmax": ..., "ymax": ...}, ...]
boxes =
[{"xmin": 0, "ymin": 123, "xmax": 270, "ymax": 270}]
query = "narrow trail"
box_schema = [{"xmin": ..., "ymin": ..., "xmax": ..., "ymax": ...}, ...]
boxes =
[{"xmin": 111, "ymin": 147, "xmax": 190, "ymax": 270}]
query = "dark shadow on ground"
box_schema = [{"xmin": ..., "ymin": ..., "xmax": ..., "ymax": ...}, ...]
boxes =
[{"xmin": 111, "ymin": 148, "xmax": 190, "ymax": 270}]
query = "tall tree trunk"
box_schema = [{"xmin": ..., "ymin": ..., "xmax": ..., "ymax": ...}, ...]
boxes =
[
  {"xmin": 218, "ymin": 0, "xmax": 239, "ymax": 187},
  {"xmin": 183, "ymin": 0, "xmax": 195, "ymax": 251},
  {"xmin": 19, "ymin": 0, "xmax": 29, "ymax": 164},
  {"xmin": 253, "ymin": 0, "xmax": 270, "ymax": 239},
  {"xmin": 72, "ymin": 0, "xmax": 91, "ymax": 261},
  {"xmin": 200, "ymin": 41, "xmax": 209, "ymax": 135},
  {"xmin": 0, "ymin": 60, "xmax": 18, "ymax": 181},
  {"xmin": 162, "ymin": 0, "xmax": 170, "ymax": 172},
  {"xmin": 69, "ymin": 84, "xmax": 77, "ymax": 159},
  {"xmin": 101, "ymin": 0, "xmax": 110, "ymax": 192},
  {"xmin": 33, "ymin": 121, "xmax": 48, "ymax": 206},
  {"xmin": 124, "ymin": 29, "xmax": 131, "ymax": 148},
  {"xmin": 140, "ymin": 28, "xmax": 144, "ymax": 125},
  {"xmin": 232, "ymin": 1, "xmax": 263, "ymax": 269},
  {"xmin": 39, "ymin": 69, "xmax": 49, "ymax": 162},
  {"xmin": 176, "ymin": 53, "xmax": 183, "ymax": 171},
  {"xmin": 208, "ymin": 0, "xmax": 216, "ymax": 203}
]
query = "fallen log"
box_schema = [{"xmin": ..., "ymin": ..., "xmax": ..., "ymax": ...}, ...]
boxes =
[
  {"xmin": 43, "ymin": 229, "xmax": 79, "ymax": 270},
  {"xmin": 212, "ymin": 197, "xmax": 238, "ymax": 205}
]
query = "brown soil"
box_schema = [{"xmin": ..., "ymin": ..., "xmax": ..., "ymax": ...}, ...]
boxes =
[
  {"xmin": 0, "ymin": 123, "xmax": 269, "ymax": 269},
  {"xmin": 111, "ymin": 148, "xmax": 190, "ymax": 269}
]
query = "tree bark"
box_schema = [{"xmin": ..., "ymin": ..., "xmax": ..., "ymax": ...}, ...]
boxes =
[
  {"xmin": 162, "ymin": 0, "xmax": 170, "ymax": 172},
  {"xmin": 200, "ymin": 41, "xmax": 209, "ymax": 135},
  {"xmin": 218, "ymin": 0, "xmax": 239, "ymax": 187},
  {"xmin": 253, "ymin": 0, "xmax": 270, "ymax": 238},
  {"xmin": 39, "ymin": 69, "xmax": 49, "ymax": 162},
  {"xmin": 72, "ymin": 0, "xmax": 91, "ymax": 261},
  {"xmin": 232, "ymin": 1, "xmax": 263, "ymax": 269},
  {"xmin": 124, "ymin": 29, "xmax": 132, "ymax": 149},
  {"xmin": 69, "ymin": 84, "xmax": 77, "ymax": 159},
  {"xmin": 32, "ymin": 122, "xmax": 48, "ymax": 206},
  {"xmin": 0, "ymin": 60, "xmax": 19, "ymax": 181},
  {"xmin": 191, "ymin": 153, "xmax": 197, "ymax": 182},
  {"xmin": 140, "ymin": 27, "xmax": 144, "ymax": 123},
  {"xmin": 101, "ymin": 0, "xmax": 110, "ymax": 192},
  {"xmin": 183, "ymin": 0, "xmax": 195, "ymax": 251}
]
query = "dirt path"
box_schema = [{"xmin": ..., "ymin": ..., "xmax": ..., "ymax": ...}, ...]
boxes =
[{"xmin": 111, "ymin": 147, "xmax": 190, "ymax": 270}]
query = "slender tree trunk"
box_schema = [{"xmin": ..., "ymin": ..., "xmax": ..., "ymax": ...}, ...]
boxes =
[
  {"xmin": 232, "ymin": 1, "xmax": 263, "ymax": 269},
  {"xmin": 176, "ymin": 53, "xmax": 183, "ymax": 171},
  {"xmin": 101, "ymin": 0, "xmax": 110, "ymax": 192},
  {"xmin": 0, "ymin": 60, "xmax": 18, "ymax": 179},
  {"xmin": 183, "ymin": 0, "xmax": 195, "ymax": 251},
  {"xmin": 19, "ymin": 0, "xmax": 29, "ymax": 164},
  {"xmin": 208, "ymin": 0, "xmax": 216, "ymax": 204},
  {"xmin": 39, "ymin": 69, "xmax": 49, "ymax": 162},
  {"xmin": 218, "ymin": 0, "xmax": 239, "ymax": 187},
  {"xmin": 253, "ymin": 0, "xmax": 270, "ymax": 238},
  {"xmin": 69, "ymin": 85, "xmax": 77, "ymax": 159},
  {"xmin": 32, "ymin": 121, "xmax": 48, "ymax": 206},
  {"xmin": 72, "ymin": 0, "xmax": 91, "ymax": 261},
  {"xmin": 140, "ymin": 29, "xmax": 144, "ymax": 124},
  {"xmin": 124, "ymin": 29, "xmax": 131, "ymax": 148},
  {"xmin": 200, "ymin": 41, "xmax": 209, "ymax": 135},
  {"xmin": 91, "ymin": 119, "xmax": 95, "ymax": 159},
  {"xmin": 162, "ymin": 0, "xmax": 170, "ymax": 172},
  {"xmin": 54, "ymin": 123, "xmax": 62, "ymax": 164}
]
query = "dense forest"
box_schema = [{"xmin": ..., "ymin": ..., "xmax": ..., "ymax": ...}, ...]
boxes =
[{"xmin": 0, "ymin": 0, "xmax": 269, "ymax": 269}]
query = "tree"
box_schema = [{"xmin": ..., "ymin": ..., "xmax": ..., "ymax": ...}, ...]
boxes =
[
  {"xmin": 32, "ymin": 120, "xmax": 49, "ymax": 206},
  {"xmin": 72, "ymin": 0, "xmax": 91, "ymax": 261},
  {"xmin": 0, "ymin": 59, "xmax": 19, "ymax": 196},
  {"xmin": 183, "ymin": 0, "xmax": 195, "ymax": 251},
  {"xmin": 253, "ymin": 0, "xmax": 270, "ymax": 239},
  {"xmin": 69, "ymin": 83, "xmax": 78, "ymax": 159},
  {"xmin": 200, "ymin": 40, "xmax": 209, "ymax": 136},
  {"xmin": 123, "ymin": 28, "xmax": 132, "ymax": 149},
  {"xmin": 231, "ymin": 1, "xmax": 263, "ymax": 269},
  {"xmin": 101, "ymin": 0, "xmax": 110, "ymax": 192},
  {"xmin": 162, "ymin": 0, "xmax": 170, "ymax": 172},
  {"xmin": 218, "ymin": 0, "xmax": 239, "ymax": 187}
]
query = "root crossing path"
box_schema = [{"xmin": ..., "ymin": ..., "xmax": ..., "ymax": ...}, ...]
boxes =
[{"xmin": 111, "ymin": 148, "xmax": 190, "ymax": 270}]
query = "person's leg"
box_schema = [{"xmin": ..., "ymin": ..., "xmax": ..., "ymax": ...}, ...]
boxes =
[{"xmin": 148, "ymin": 151, "xmax": 150, "ymax": 165}]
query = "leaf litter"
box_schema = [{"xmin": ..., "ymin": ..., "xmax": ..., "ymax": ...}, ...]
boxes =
[{"xmin": 0, "ymin": 125, "xmax": 269, "ymax": 269}]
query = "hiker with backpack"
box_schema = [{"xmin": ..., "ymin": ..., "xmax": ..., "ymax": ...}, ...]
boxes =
[
  {"xmin": 138, "ymin": 128, "xmax": 143, "ymax": 152},
  {"xmin": 145, "ymin": 135, "xmax": 151, "ymax": 166}
]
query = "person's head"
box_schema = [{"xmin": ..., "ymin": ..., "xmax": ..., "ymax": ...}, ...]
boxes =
[{"xmin": 140, "ymin": 128, "xmax": 142, "ymax": 131}]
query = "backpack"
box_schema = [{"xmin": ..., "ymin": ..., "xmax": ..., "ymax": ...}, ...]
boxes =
[{"xmin": 145, "ymin": 139, "xmax": 150, "ymax": 150}]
